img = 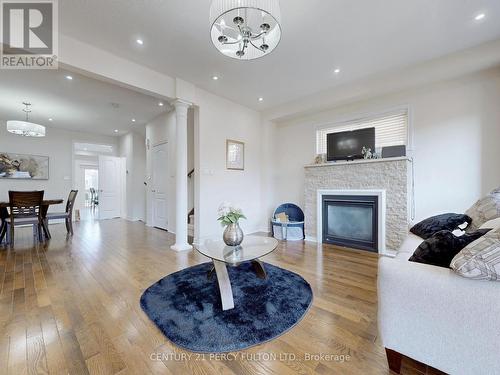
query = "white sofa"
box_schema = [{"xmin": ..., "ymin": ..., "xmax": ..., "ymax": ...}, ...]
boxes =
[{"xmin": 378, "ymin": 233, "xmax": 500, "ymax": 375}]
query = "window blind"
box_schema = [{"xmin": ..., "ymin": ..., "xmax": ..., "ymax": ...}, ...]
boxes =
[{"xmin": 316, "ymin": 110, "xmax": 408, "ymax": 155}]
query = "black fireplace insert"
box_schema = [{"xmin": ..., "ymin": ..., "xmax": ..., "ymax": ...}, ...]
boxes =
[{"xmin": 322, "ymin": 195, "xmax": 378, "ymax": 252}]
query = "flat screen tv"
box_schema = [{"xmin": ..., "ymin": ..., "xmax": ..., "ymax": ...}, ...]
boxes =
[{"xmin": 327, "ymin": 127, "xmax": 375, "ymax": 161}]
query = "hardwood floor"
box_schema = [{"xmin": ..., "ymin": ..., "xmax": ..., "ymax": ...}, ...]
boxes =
[{"xmin": 0, "ymin": 219, "xmax": 436, "ymax": 375}]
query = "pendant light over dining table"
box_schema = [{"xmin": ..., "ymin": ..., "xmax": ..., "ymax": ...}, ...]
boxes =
[
  {"xmin": 210, "ymin": 0, "xmax": 282, "ymax": 60},
  {"xmin": 7, "ymin": 102, "xmax": 46, "ymax": 137}
]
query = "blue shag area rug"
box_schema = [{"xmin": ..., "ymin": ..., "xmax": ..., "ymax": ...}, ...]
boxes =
[{"xmin": 140, "ymin": 261, "xmax": 313, "ymax": 353}]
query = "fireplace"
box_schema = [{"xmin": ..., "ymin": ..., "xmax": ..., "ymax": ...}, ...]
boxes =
[
  {"xmin": 322, "ymin": 195, "xmax": 378, "ymax": 252},
  {"xmin": 308, "ymin": 160, "xmax": 408, "ymax": 256}
]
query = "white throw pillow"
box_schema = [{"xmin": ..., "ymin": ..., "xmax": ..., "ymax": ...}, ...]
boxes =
[
  {"xmin": 451, "ymin": 228, "xmax": 500, "ymax": 281},
  {"xmin": 479, "ymin": 217, "xmax": 500, "ymax": 230},
  {"xmin": 465, "ymin": 192, "xmax": 500, "ymax": 231}
]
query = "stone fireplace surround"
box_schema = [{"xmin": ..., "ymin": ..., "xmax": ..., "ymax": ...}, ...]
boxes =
[{"xmin": 304, "ymin": 157, "xmax": 412, "ymax": 255}]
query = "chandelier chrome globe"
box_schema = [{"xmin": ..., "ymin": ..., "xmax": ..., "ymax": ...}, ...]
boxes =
[
  {"xmin": 6, "ymin": 102, "xmax": 46, "ymax": 137},
  {"xmin": 210, "ymin": 0, "xmax": 281, "ymax": 60}
]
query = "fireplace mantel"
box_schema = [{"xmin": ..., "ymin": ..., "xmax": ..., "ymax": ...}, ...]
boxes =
[
  {"xmin": 305, "ymin": 156, "xmax": 411, "ymax": 169},
  {"xmin": 304, "ymin": 157, "xmax": 412, "ymax": 254}
]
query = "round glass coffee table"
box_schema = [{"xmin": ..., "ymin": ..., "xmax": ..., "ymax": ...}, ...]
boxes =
[{"xmin": 195, "ymin": 236, "xmax": 279, "ymax": 310}]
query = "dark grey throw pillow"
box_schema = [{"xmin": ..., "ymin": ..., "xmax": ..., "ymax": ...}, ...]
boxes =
[
  {"xmin": 409, "ymin": 229, "xmax": 491, "ymax": 268},
  {"xmin": 410, "ymin": 213, "xmax": 472, "ymax": 239}
]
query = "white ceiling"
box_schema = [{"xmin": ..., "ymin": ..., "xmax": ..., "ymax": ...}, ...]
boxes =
[
  {"xmin": 0, "ymin": 69, "xmax": 168, "ymax": 136},
  {"xmin": 59, "ymin": 0, "xmax": 500, "ymax": 110}
]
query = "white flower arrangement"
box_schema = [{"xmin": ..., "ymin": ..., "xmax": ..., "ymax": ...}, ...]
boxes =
[{"xmin": 217, "ymin": 202, "xmax": 246, "ymax": 226}]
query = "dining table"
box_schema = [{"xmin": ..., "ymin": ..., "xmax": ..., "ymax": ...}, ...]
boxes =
[{"xmin": 0, "ymin": 199, "xmax": 64, "ymax": 243}]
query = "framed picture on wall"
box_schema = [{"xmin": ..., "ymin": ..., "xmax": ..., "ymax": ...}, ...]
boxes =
[
  {"xmin": 226, "ymin": 139, "xmax": 244, "ymax": 170},
  {"xmin": 0, "ymin": 152, "xmax": 49, "ymax": 180}
]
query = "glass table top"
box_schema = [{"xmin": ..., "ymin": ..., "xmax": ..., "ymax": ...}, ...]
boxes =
[{"xmin": 196, "ymin": 235, "xmax": 279, "ymax": 265}]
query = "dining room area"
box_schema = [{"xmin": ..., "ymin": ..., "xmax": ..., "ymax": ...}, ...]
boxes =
[
  {"xmin": 0, "ymin": 67, "xmax": 168, "ymax": 252},
  {"xmin": 0, "ymin": 190, "xmax": 77, "ymax": 247}
]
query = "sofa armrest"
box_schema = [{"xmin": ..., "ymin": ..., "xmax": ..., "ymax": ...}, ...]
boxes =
[{"xmin": 378, "ymin": 255, "xmax": 500, "ymax": 375}]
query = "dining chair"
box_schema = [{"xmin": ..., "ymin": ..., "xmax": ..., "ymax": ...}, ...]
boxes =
[
  {"xmin": 8, "ymin": 190, "xmax": 45, "ymax": 246},
  {"xmin": 0, "ymin": 207, "xmax": 8, "ymax": 245},
  {"xmin": 90, "ymin": 187, "xmax": 96, "ymax": 209},
  {"xmin": 91, "ymin": 188, "xmax": 99, "ymax": 209},
  {"xmin": 45, "ymin": 190, "xmax": 78, "ymax": 236}
]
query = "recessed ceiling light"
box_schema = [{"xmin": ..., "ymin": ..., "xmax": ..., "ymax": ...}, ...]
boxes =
[
  {"xmin": 474, "ymin": 13, "xmax": 486, "ymax": 21},
  {"xmin": 114, "ymin": 129, "xmax": 119, "ymax": 133},
  {"xmin": 258, "ymin": 97, "xmax": 264, "ymax": 102},
  {"xmin": 136, "ymin": 39, "xmax": 144, "ymax": 45},
  {"xmin": 158, "ymin": 102, "xmax": 164, "ymax": 107},
  {"xmin": 65, "ymin": 75, "xmax": 73, "ymax": 80},
  {"xmin": 132, "ymin": 118, "xmax": 136, "ymax": 122},
  {"xmin": 83, "ymin": 147, "xmax": 88, "ymax": 151},
  {"xmin": 334, "ymin": 68, "xmax": 341, "ymax": 74},
  {"xmin": 212, "ymin": 76, "xmax": 219, "ymax": 80},
  {"xmin": 48, "ymin": 118, "xmax": 53, "ymax": 121}
]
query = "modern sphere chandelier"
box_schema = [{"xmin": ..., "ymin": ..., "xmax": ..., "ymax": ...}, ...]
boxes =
[
  {"xmin": 210, "ymin": 0, "xmax": 282, "ymax": 60},
  {"xmin": 7, "ymin": 102, "xmax": 46, "ymax": 137}
]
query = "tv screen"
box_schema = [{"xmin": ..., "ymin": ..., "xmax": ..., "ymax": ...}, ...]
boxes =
[{"xmin": 327, "ymin": 127, "xmax": 375, "ymax": 161}]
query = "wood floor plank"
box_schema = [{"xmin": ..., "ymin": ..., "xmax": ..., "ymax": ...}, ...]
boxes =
[
  {"xmin": 0, "ymin": 219, "xmax": 433, "ymax": 375},
  {"xmin": 7, "ymin": 320, "xmax": 27, "ymax": 375},
  {"xmin": 26, "ymin": 334, "xmax": 48, "ymax": 375},
  {"xmin": 39, "ymin": 306, "xmax": 69, "ymax": 375},
  {"xmin": 0, "ymin": 334, "xmax": 10, "ymax": 375},
  {"xmin": 60, "ymin": 330, "xmax": 90, "ymax": 375},
  {"xmin": 26, "ymin": 310, "xmax": 48, "ymax": 373},
  {"xmin": 88, "ymin": 322, "xmax": 126, "ymax": 374}
]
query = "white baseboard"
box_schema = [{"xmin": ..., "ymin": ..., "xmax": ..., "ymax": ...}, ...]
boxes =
[
  {"xmin": 381, "ymin": 249, "xmax": 398, "ymax": 258},
  {"xmin": 305, "ymin": 235, "xmax": 317, "ymax": 242},
  {"xmin": 305, "ymin": 235, "xmax": 397, "ymax": 257},
  {"xmin": 255, "ymin": 228, "xmax": 272, "ymax": 234},
  {"xmin": 124, "ymin": 217, "xmax": 145, "ymax": 222}
]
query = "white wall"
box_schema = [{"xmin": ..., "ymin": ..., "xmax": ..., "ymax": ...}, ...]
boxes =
[
  {"xmin": 119, "ymin": 131, "xmax": 146, "ymax": 221},
  {"xmin": 0, "ymin": 122, "xmax": 118, "ymax": 212},
  {"xmin": 196, "ymin": 88, "xmax": 265, "ymax": 242},
  {"xmin": 270, "ymin": 67, "xmax": 500, "ymax": 223}
]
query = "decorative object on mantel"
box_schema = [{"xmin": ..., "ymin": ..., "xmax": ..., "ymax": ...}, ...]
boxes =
[
  {"xmin": 382, "ymin": 145, "xmax": 406, "ymax": 158},
  {"xmin": 314, "ymin": 154, "xmax": 326, "ymax": 164},
  {"xmin": 218, "ymin": 202, "xmax": 246, "ymax": 246},
  {"xmin": 209, "ymin": 0, "xmax": 281, "ymax": 60},
  {"xmin": 0, "ymin": 152, "xmax": 49, "ymax": 180},
  {"xmin": 226, "ymin": 139, "xmax": 244, "ymax": 170},
  {"xmin": 7, "ymin": 102, "xmax": 46, "ymax": 137},
  {"xmin": 362, "ymin": 146, "xmax": 373, "ymax": 159}
]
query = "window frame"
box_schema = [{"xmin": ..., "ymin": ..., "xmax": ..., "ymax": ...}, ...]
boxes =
[{"xmin": 314, "ymin": 105, "xmax": 413, "ymax": 156}]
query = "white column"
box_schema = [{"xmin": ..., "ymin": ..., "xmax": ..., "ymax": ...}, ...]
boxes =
[{"xmin": 171, "ymin": 100, "xmax": 193, "ymax": 252}]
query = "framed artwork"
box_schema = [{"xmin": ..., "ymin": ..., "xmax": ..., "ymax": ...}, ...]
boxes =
[
  {"xmin": 226, "ymin": 139, "xmax": 244, "ymax": 170},
  {"xmin": 0, "ymin": 152, "xmax": 49, "ymax": 180}
]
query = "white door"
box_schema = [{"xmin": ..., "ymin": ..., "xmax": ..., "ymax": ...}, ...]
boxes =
[
  {"xmin": 98, "ymin": 156, "xmax": 122, "ymax": 220},
  {"xmin": 152, "ymin": 143, "xmax": 168, "ymax": 230}
]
